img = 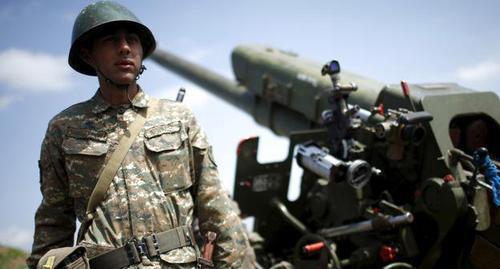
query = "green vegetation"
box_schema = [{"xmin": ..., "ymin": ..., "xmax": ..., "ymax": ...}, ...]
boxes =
[{"xmin": 0, "ymin": 246, "xmax": 28, "ymax": 269}]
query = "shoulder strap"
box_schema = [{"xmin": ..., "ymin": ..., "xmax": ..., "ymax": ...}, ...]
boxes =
[{"xmin": 78, "ymin": 99, "xmax": 158, "ymax": 242}]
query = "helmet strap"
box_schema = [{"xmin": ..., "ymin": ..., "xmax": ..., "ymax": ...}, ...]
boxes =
[
  {"xmin": 96, "ymin": 64, "xmax": 146, "ymax": 91},
  {"xmin": 135, "ymin": 65, "xmax": 146, "ymax": 81}
]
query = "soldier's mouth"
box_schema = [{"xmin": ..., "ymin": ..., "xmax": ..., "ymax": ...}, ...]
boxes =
[{"xmin": 115, "ymin": 59, "xmax": 135, "ymax": 69}]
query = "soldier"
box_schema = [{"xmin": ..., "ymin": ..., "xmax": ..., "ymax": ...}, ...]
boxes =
[{"xmin": 27, "ymin": 1, "xmax": 253, "ymax": 268}]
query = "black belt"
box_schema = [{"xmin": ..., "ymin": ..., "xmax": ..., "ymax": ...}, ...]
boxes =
[{"xmin": 89, "ymin": 225, "xmax": 195, "ymax": 269}]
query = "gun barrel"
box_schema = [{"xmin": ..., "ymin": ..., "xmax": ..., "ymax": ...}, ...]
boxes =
[
  {"xmin": 151, "ymin": 45, "xmax": 386, "ymax": 136},
  {"xmin": 151, "ymin": 48, "xmax": 315, "ymax": 136},
  {"xmin": 151, "ymin": 49, "xmax": 254, "ymax": 114}
]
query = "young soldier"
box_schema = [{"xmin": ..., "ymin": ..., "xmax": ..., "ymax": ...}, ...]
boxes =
[{"xmin": 27, "ymin": 1, "xmax": 252, "ymax": 268}]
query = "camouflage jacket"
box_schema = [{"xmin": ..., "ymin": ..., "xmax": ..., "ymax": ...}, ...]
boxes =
[{"xmin": 27, "ymin": 89, "xmax": 251, "ymax": 268}]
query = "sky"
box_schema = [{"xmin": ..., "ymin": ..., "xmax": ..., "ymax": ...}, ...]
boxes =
[{"xmin": 1, "ymin": 0, "xmax": 500, "ymax": 252}]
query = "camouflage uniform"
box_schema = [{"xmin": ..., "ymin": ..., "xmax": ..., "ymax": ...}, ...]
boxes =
[{"xmin": 27, "ymin": 89, "xmax": 251, "ymax": 268}]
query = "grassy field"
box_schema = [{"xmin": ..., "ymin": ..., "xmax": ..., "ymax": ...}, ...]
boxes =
[{"xmin": 0, "ymin": 246, "xmax": 28, "ymax": 269}]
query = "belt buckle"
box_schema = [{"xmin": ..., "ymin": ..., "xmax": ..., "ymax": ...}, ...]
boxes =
[
  {"xmin": 147, "ymin": 233, "xmax": 161, "ymax": 257},
  {"xmin": 126, "ymin": 237, "xmax": 151, "ymax": 264}
]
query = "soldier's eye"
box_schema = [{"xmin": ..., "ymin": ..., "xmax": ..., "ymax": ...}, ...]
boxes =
[
  {"xmin": 99, "ymin": 35, "xmax": 115, "ymax": 44},
  {"xmin": 127, "ymin": 34, "xmax": 140, "ymax": 43}
]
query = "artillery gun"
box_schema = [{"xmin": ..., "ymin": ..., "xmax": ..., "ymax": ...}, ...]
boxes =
[{"xmin": 151, "ymin": 45, "xmax": 500, "ymax": 268}]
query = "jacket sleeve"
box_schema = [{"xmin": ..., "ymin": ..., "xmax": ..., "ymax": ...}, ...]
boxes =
[
  {"xmin": 186, "ymin": 108, "xmax": 253, "ymax": 268},
  {"xmin": 26, "ymin": 122, "xmax": 76, "ymax": 268}
]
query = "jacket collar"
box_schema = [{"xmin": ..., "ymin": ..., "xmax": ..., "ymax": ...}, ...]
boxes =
[{"xmin": 90, "ymin": 87, "xmax": 150, "ymax": 114}]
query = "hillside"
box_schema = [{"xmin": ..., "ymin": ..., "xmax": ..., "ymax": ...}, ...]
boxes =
[{"xmin": 0, "ymin": 246, "xmax": 28, "ymax": 269}]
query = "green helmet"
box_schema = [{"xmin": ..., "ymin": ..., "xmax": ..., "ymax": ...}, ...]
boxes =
[{"xmin": 68, "ymin": 1, "xmax": 156, "ymax": 76}]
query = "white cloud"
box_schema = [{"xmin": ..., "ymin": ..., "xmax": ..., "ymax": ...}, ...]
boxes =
[
  {"xmin": 0, "ymin": 48, "xmax": 73, "ymax": 92},
  {"xmin": 0, "ymin": 226, "xmax": 32, "ymax": 251},
  {"xmin": 0, "ymin": 94, "xmax": 19, "ymax": 110},
  {"xmin": 456, "ymin": 61, "xmax": 500, "ymax": 82},
  {"xmin": 154, "ymin": 83, "xmax": 211, "ymax": 107}
]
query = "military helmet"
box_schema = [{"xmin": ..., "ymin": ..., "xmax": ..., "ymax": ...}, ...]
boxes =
[{"xmin": 68, "ymin": 1, "xmax": 156, "ymax": 76}]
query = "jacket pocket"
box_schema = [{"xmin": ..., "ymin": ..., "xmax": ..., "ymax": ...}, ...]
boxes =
[
  {"xmin": 144, "ymin": 121, "xmax": 192, "ymax": 193},
  {"xmin": 62, "ymin": 128, "xmax": 109, "ymax": 199}
]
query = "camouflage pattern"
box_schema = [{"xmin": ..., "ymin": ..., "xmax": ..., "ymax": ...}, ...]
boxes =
[{"xmin": 27, "ymin": 89, "xmax": 251, "ymax": 268}]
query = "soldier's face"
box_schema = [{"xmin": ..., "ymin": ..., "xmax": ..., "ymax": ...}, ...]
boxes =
[{"xmin": 83, "ymin": 28, "xmax": 143, "ymax": 84}]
